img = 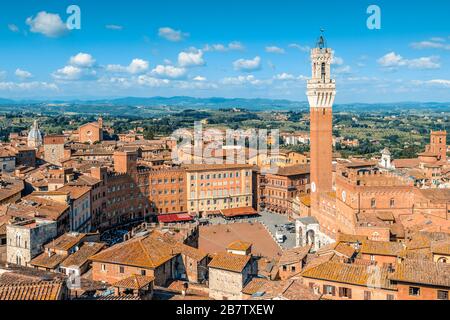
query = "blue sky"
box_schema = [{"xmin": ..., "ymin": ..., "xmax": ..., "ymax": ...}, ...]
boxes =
[{"xmin": 0, "ymin": 0, "xmax": 449, "ymax": 103}]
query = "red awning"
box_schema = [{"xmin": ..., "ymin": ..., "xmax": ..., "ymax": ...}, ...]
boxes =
[
  {"xmin": 220, "ymin": 207, "xmax": 259, "ymax": 218},
  {"xmin": 158, "ymin": 213, "xmax": 193, "ymax": 223}
]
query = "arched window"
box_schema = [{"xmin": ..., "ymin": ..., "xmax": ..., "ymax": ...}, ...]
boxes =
[
  {"xmin": 390, "ymin": 198, "xmax": 395, "ymax": 208},
  {"xmin": 371, "ymin": 198, "xmax": 376, "ymax": 208},
  {"xmin": 15, "ymin": 233, "xmax": 21, "ymax": 247},
  {"xmin": 16, "ymin": 252, "xmax": 22, "ymax": 265}
]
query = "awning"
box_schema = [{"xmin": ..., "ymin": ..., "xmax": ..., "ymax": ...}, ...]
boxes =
[
  {"xmin": 158, "ymin": 213, "xmax": 193, "ymax": 223},
  {"xmin": 220, "ymin": 207, "xmax": 259, "ymax": 218}
]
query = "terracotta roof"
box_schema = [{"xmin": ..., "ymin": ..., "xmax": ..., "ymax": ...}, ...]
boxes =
[
  {"xmin": 112, "ymin": 275, "xmax": 155, "ymax": 290},
  {"xmin": 317, "ymin": 242, "xmax": 356, "ymax": 258},
  {"xmin": 208, "ymin": 252, "xmax": 251, "ymax": 273},
  {"xmin": 227, "ymin": 240, "xmax": 252, "ymax": 252},
  {"xmin": 95, "ymin": 295, "xmax": 141, "ymax": 300},
  {"xmin": 279, "ymin": 245, "xmax": 311, "ymax": 265},
  {"xmin": 416, "ymin": 189, "xmax": 450, "ymax": 203},
  {"xmin": 336, "ymin": 233, "xmax": 368, "ymax": 243},
  {"xmin": 341, "ymin": 160, "xmax": 377, "ymax": 169},
  {"xmin": 70, "ymin": 175, "xmax": 102, "ymax": 186},
  {"xmin": 272, "ymin": 164, "xmax": 310, "ymax": 177},
  {"xmin": 376, "ymin": 212, "xmax": 395, "ymax": 222},
  {"xmin": 390, "ymin": 259, "xmax": 450, "ymax": 287},
  {"xmin": 174, "ymin": 243, "xmax": 208, "ymax": 261},
  {"xmin": 406, "ymin": 232, "xmax": 450, "ymax": 251},
  {"xmin": 60, "ymin": 242, "xmax": 106, "ymax": 268},
  {"xmin": 0, "ymin": 280, "xmax": 65, "ymax": 300},
  {"xmin": 183, "ymin": 164, "xmax": 253, "ymax": 171},
  {"xmin": 241, "ymin": 277, "xmax": 268, "ymax": 295},
  {"xmin": 392, "ymin": 158, "xmax": 420, "ymax": 168},
  {"xmin": 0, "ymin": 176, "xmax": 24, "ymax": 202},
  {"xmin": 360, "ymin": 240, "xmax": 404, "ymax": 257},
  {"xmin": 399, "ymin": 248, "xmax": 433, "ymax": 261},
  {"xmin": 302, "ymin": 261, "xmax": 396, "ymax": 290},
  {"xmin": 45, "ymin": 232, "xmax": 86, "ymax": 252},
  {"xmin": 431, "ymin": 241, "xmax": 450, "ymax": 256},
  {"xmin": 390, "ymin": 223, "xmax": 406, "ymax": 239},
  {"xmin": 90, "ymin": 234, "xmax": 177, "ymax": 269},
  {"xmin": 19, "ymin": 195, "xmax": 70, "ymax": 221},
  {"xmin": 57, "ymin": 185, "xmax": 91, "ymax": 200},
  {"xmin": 0, "ymin": 149, "xmax": 16, "ymax": 158},
  {"xmin": 29, "ymin": 252, "xmax": 66, "ymax": 269},
  {"xmin": 249, "ymin": 278, "xmax": 319, "ymax": 300}
]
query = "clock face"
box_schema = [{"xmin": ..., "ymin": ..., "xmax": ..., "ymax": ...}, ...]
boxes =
[
  {"xmin": 342, "ymin": 191, "xmax": 347, "ymax": 202},
  {"xmin": 311, "ymin": 182, "xmax": 316, "ymax": 193},
  {"xmin": 87, "ymin": 130, "xmax": 92, "ymax": 136}
]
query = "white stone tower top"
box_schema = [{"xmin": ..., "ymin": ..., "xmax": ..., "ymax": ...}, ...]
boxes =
[{"xmin": 307, "ymin": 31, "xmax": 336, "ymax": 109}]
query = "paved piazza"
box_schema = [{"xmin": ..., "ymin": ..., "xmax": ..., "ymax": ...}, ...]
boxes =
[
  {"xmin": 199, "ymin": 221, "xmax": 283, "ymax": 259},
  {"xmin": 199, "ymin": 210, "xmax": 298, "ymax": 259}
]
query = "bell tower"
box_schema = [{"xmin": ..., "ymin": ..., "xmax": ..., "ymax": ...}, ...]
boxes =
[{"xmin": 307, "ymin": 31, "xmax": 336, "ymax": 208}]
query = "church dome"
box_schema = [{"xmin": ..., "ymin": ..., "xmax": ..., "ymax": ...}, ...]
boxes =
[{"xmin": 27, "ymin": 120, "xmax": 43, "ymax": 148}]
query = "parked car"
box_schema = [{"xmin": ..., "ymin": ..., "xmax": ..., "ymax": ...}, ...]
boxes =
[{"xmin": 276, "ymin": 231, "xmax": 285, "ymax": 243}]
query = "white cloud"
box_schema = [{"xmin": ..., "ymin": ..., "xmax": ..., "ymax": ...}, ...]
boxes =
[
  {"xmin": 106, "ymin": 59, "xmax": 149, "ymax": 74},
  {"xmin": 378, "ymin": 52, "xmax": 404, "ymax": 67},
  {"xmin": 137, "ymin": 75, "xmax": 170, "ymax": 87},
  {"xmin": 151, "ymin": 65, "xmax": 187, "ymax": 79},
  {"xmin": 411, "ymin": 38, "xmax": 450, "ymax": 50},
  {"xmin": 158, "ymin": 27, "xmax": 189, "ymax": 42},
  {"xmin": 69, "ymin": 53, "xmax": 96, "ymax": 68},
  {"xmin": 288, "ymin": 43, "xmax": 310, "ymax": 52},
  {"xmin": 273, "ymin": 73, "xmax": 307, "ymax": 81},
  {"xmin": 175, "ymin": 80, "xmax": 218, "ymax": 90},
  {"xmin": 378, "ymin": 52, "xmax": 440, "ymax": 69},
  {"xmin": 8, "ymin": 24, "xmax": 19, "ymax": 33},
  {"xmin": 265, "ymin": 46, "xmax": 285, "ymax": 54},
  {"xmin": 233, "ymin": 56, "xmax": 262, "ymax": 72},
  {"xmin": 430, "ymin": 37, "xmax": 446, "ymax": 42},
  {"xmin": 332, "ymin": 56, "xmax": 344, "ymax": 65},
  {"xmin": 222, "ymin": 75, "xmax": 270, "ymax": 86},
  {"xmin": 106, "ymin": 24, "xmax": 123, "ymax": 30},
  {"xmin": 334, "ymin": 65, "xmax": 352, "ymax": 74},
  {"xmin": 15, "ymin": 69, "xmax": 33, "ymax": 80},
  {"xmin": 273, "ymin": 73, "xmax": 295, "ymax": 80},
  {"xmin": 178, "ymin": 48, "xmax": 205, "ymax": 67},
  {"xmin": 413, "ymin": 79, "xmax": 450, "ymax": 88},
  {"xmin": 0, "ymin": 81, "xmax": 58, "ymax": 91},
  {"xmin": 407, "ymin": 57, "xmax": 441, "ymax": 69},
  {"xmin": 52, "ymin": 65, "xmax": 97, "ymax": 81},
  {"xmin": 52, "ymin": 52, "xmax": 99, "ymax": 81},
  {"xmin": 128, "ymin": 59, "xmax": 150, "ymax": 74},
  {"xmin": 26, "ymin": 11, "xmax": 68, "ymax": 38},
  {"xmin": 52, "ymin": 66, "xmax": 83, "ymax": 81},
  {"xmin": 204, "ymin": 41, "xmax": 245, "ymax": 52},
  {"xmin": 229, "ymin": 41, "xmax": 245, "ymax": 51},
  {"xmin": 193, "ymin": 76, "xmax": 206, "ymax": 81}
]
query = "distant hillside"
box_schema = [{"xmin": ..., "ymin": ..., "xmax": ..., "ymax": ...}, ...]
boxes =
[{"xmin": 0, "ymin": 96, "xmax": 448, "ymax": 116}]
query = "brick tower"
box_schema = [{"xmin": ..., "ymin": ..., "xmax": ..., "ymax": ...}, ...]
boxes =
[
  {"xmin": 307, "ymin": 32, "xmax": 336, "ymax": 209},
  {"xmin": 428, "ymin": 130, "xmax": 447, "ymax": 162}
]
